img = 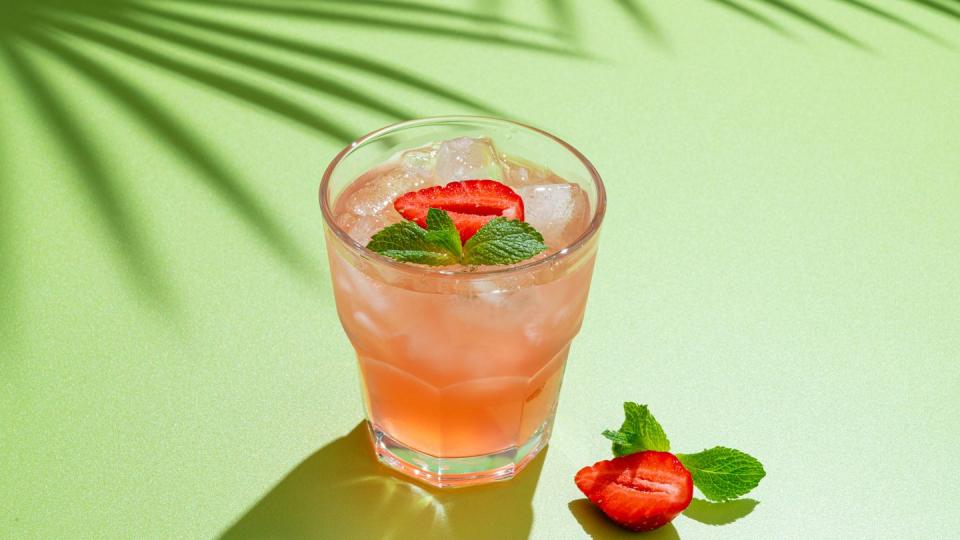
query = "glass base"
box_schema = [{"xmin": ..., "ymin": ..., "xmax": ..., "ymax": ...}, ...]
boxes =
[{"xmin": 367, "ymin": 420, "xmax": 552, "ymax": 488}]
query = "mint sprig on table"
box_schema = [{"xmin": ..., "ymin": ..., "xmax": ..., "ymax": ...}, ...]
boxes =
[
  {"xmin": 602, "ymin": 402, "xmax": 671, "ymax": 455},
  {"xmin": 367, "ymin": 208, "xmax": 547, "ymax": 266},
  {"xmin": 603, "ymin": 402, "xmax": 766, "ymax": 502}
]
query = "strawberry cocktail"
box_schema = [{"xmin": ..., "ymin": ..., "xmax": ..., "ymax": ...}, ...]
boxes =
[{"xmin": 320, "ymin": 117, "xmax": 605, "ymax": 487}]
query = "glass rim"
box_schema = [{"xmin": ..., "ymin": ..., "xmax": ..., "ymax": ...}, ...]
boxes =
[{"xmin": 319, "ymin": 115, "xmax": 607, "ymax": 278}]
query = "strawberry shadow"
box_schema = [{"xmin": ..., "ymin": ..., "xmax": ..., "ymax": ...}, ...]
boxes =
[
  {"xmin": 568, "ymin": 499, "xmax": 680, "ymax": 539},
  {"xmin": 219, "ymin": 422, "xmax": 546, "ymax": 539},
  {"xmin": 682, "ymin": 497, "xmax": 759, "ymax": 525}
]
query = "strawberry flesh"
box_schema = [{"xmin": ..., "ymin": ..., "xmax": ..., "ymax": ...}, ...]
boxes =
[
  {"xmin": 394, "ymin": 179, "xmax": 524, "ymax": 242},
  {"xmin": 574, "ymin": 451, "xmax": 693, "ymax": 532}
]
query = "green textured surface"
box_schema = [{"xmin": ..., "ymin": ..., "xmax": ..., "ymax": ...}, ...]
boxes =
[{"xmin": 2, "ymin": 1, "xmax": 959, "ymax": 538}]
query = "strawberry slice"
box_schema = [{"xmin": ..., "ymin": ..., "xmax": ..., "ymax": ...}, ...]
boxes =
[
  {"xmin": 394, "ymin": 179, "xmax": 524, "ymax": 242},
  {"xmin": 574, "ymin": 451, "xmax": 693, "ymax": 532}
]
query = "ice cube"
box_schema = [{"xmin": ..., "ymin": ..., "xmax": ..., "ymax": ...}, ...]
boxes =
[
  {"xmin": 435, "ymin": 137, "xmax": 505, "ymax": 181},
  {"xmin": 503, "ymin": 157, "xmax": 560, "ymax": 187},
  {"xmin": 341, "ymin": 213, "xmax": 400, "ymax": 245},
  {"xmin": 400, "ymin": 145, "xmax": 438, "ymax": 179},
  {"xmin": 515, "ymin": 183, "xmax": 590, "ymax": 248},
  {"xmin": 343, "ymin": 167, "xmax": 431, "ymax": 217}
]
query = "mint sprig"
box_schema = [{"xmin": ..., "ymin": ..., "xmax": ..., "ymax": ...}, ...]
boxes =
[
  {"xmin": 603, "ymin": 402, "xmax": 765, "ymax": 502},
  {"xmin": 367, "ymin": 208, "xmax": 546, "ymax": 266},
  {"xmin": 602, "ymin": 402, "xmax": 671, "ymax": 455}
]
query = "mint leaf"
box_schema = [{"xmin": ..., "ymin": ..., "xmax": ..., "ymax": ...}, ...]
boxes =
[
  {"xmin": 676, "ymin": 447, "xmax": 766, "ymax": 502},
  {"xmin": 602, "ymin": 402, "xmax": 671, "ymax": 456},
  {"xmin": 462, "ymin": 218, "xmax": 547, "ymax": 265},
  {"xmin": 424, "ymin": 208, "xmax": 461, "ymax": 259},
  {"xmin": 366, "ymin": 209, "xmax": 546, "ymax": 266},
  {"xmin": 366, "ymin": 221, "xmax": 459, "ymax": 265}
]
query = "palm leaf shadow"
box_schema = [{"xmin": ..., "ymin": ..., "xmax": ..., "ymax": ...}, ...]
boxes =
[
  {"xmin": 37, "ymin": 14, "xmax": 357, "ymax": 146},
  {"xmin": 546, "ymin": 0, "xmax": 578, "ymax": 36},
  {"xmin": 612, "ymin": 0, "xmax": 667, "ymax": 42},
  {"xmin": 128, "ymin": 4, "xmax": 504, "ymax": 115},
  {"xmin": 833, "ymin": 0, "xmax": 947, "ymax": 44},
  {"xmin": 2, "ymin": 0, "xmax": 956, "ymax": 310},
  {"xmin": 748, "ymin": 0, "xmax": 871, "ymax": 49},
  {"xmin": 604, "ymin": 0, "xmax": 957, "ymax": 48},
  {"xmin": 300, "ymin": 0, "xmax": 563, "ymax": 36},
  {"xmin": 24, "ymin": 26, "xmax": 316, "ymax": 275},
  {"xmin": 0, "ymin": 0, "xmax": 533, "ymax": 305},
  {"xmin": 703, "ymin": 0, "xmax": 792, "ymax": 36},
  {"xmin": 85, "ymin": 10, "xmax": 417, "ymax": 122},
  {"xmin": 898, "ymin": 0, "xmax": 960, "ymax": 23},
  {"xmin": 0, "ymin": 40, "xmax": 172, "ymax": 306},
  {"xmin": 475, "ymin": 0, "xmax": 506, "ymax": 16},
  {"xmin": 177, "ymin": 0, "xmax": 587, "ymax": 58}
]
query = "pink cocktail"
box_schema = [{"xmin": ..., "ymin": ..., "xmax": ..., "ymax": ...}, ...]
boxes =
[{"xmin": 320, "ymin": 117, "xmax": 606, "ymax": 487}]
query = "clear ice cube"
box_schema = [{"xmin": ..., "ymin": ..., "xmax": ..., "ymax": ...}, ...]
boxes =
[
  {"xmin": 503, "ymin": 157, "xmax": 561, "ymax": 187},
  {"xmin": 339, "ymin": 213, "xmax": 401, "ymax": 245},
  {"xmin": 344, "ymin": 166, "xmax": 433, "ymax": 217},
  {"xmin": 515, "ymin": 183, "xmax": 590, "ymax": 248},
  {"xmin": 400, "ymin": 144, "xmax": 439, "ymax": 179},
  {"xmin": 435, "ymin": 137, "xmax": 505, "ymax": 181}
]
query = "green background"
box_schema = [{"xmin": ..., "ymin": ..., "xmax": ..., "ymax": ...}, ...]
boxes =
[{"xmin": 2, "ymin": 1, "xmax": 958, "ymax": 538}]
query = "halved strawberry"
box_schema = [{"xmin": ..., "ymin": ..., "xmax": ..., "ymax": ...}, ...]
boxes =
[
  {"xmin": 574, "ymin": 451, "xmax": 693, "ymax": 532},
  {"xmin": 394, "ymin": 179, "xmax": 524, "ymax": 242}
]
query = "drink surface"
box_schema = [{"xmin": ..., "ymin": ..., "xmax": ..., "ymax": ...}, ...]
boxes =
[
  {"xmin": 334, "ymin": 137, "xmax": 591, "ymax": 252},
  {"xmin": 327, "ymin": 137, "xmax": 597, "ymax": 458}
]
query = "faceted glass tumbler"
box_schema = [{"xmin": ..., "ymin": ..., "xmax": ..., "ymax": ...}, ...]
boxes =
[{"xmin": 319, "ymin": 117, "xmax": 606, "ymax": 487}]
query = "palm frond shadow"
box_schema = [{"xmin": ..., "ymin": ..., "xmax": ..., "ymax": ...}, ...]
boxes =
[
  {"xmin": 27, "ymin": 27, "xmax": 315, "ymax": 274},
  {"xmin": 1, "ymin": 39, "xmax": 173, "ymax": 306},
  {"xmin": 546, "ymin": 0, "xmax": 578, "ymax": 37},
  {"xmin": 835, "ymin": 0, "xmax": 947, "ymax": 43},
  {"xmin": 613, "ymin": 0, "xmax": 668, "ymax": 43},
  {"xmin": 903, "ymin": 0, "xmax": 960, "ymax": 20},
  {"xmin": 702, "ymin": 0, "xmax": 791, "ymax": 36},
  {"xmin": 753, "ymin": 0, "xmax": 871, "ymax": 49},
  {"xmin": 0, "ymin": 0, "xmax": 540, "ymax": 305},
  {"xmin": 746, "ymin": 0, "xmax": 955, "ymax": 47},
  {"xmin": 128, "ymin": 4, "xmax": 503, "ymax": 115},
  {"xmin": 1, "ymin": 0, "xmax": 955, "ymax": 309},
  {"xmin": 606, "ymin": 0, "xmax": 954, "ymax": 47},
  {"xmin": 37, "ymin": 15, "xmax": 357, "ymax": 147},
  {"xmin": 0, "ymin": 0, "xmax": 556, "ymax": 306},
  {"xmin": 287, "ymin": 0, "xmax": 565, "ymax": 36},
  {"xmin": 79, "ymin": 11, "xmax": 418, "ymax": 122},
  {"xmin": 172, "ymin": 0, "xmax": 587, "ymax": 57}
]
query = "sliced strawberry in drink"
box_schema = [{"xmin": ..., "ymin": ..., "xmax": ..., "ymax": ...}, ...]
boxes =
[
  {"xmin": 394, "ymin": 179, "xmax": 524, "ymax": 242},
  {"xmin": 574, "ymin": 451, "xmax": 694, "ymax": 532}
]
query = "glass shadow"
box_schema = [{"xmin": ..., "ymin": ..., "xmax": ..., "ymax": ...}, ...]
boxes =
[{"xmin": 219, "ymin": 422, "xmax": 547, "ymax": 540}]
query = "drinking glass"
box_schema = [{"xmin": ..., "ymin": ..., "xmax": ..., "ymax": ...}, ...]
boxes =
[{"xmin": 320, "ymin": 116, "xmax": 606, "ymax": 487}]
